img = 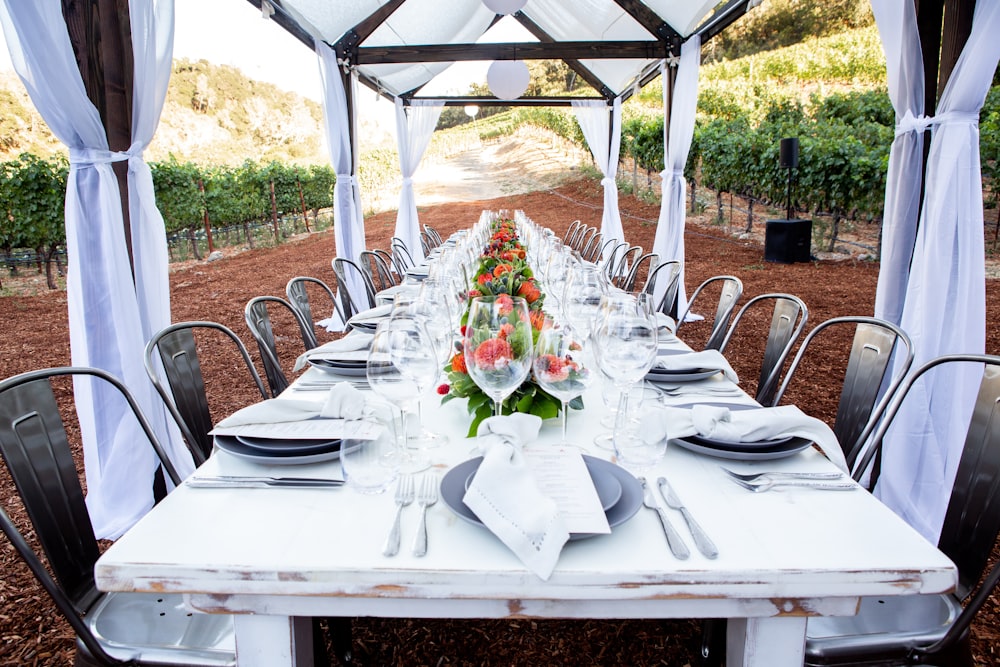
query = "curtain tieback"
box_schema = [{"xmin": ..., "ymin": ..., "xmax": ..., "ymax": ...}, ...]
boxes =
[
  {"xmin": 336, "ymin": 174, "xmax": 355, "ymax": 187},
  {"xmin": 660, "ymin": 168, "xmax": 685, "ymax": 180},
  {"xmin": 895, "ymin": 110, "xmax": 978, "ymax": 137},
  {"xmin": 69, "ymin": 147, "xmax": 143, "ymax": 168},
  {"xmin": 401, "ymin": 176, "xmax": 414, "ymax": 187},
  {"xmin": 600, "ymin": 177, "xmax": 616, "ymax": 188}
]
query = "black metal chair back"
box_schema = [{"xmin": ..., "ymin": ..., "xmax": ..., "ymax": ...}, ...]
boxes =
[
  {"xmin": 677, "ymin": 275, "xmax": 744, "ymax": 351},
  {"xmin": 332, "ymin": 257, "xmax": 377, "ymax": 320},
  {"xmin": 642, "ymin": 259, "xmax": 681, "ymax": 318},
  {"xmin": 244, "ymin": 296, "xmax": 311, "ymax": 397},
  {"xmin": 286, "ymin": 276, "xmax": 341, "ymax": 350},
  {"xmin": 145, "ymin": 321, "xmax": 268, "ymax": 463}
]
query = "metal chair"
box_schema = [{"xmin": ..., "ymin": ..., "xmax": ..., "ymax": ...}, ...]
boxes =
[
  {"xmin": 562, "ymin": 219, "xmax": 582, "ymax": 245},
  {"xmin": 773, "ymin": 316, "xmax": 914, "ymax": 472},
  {"xmin": 641, "ymin": 259, "xmax": 681, "ymax": 318},
  {"xmin": 580, "ymin": 231, "xmax": 603, "ymax": 262},
  {"xmin": 574, "ymin": 226, "xmax": 597, "ymax": 253},
  {"xmin": 390, "ymin": 238, "xmax": 415, "ymax": 276},
  {"xmin": 0, "ymin": 366, "xmax": 235, "ymax": 666},
  {"xmin": 331, "ymin": 257, "xmax": 376, "ymax": 321},
  {"xmin": 423, "ymin": 224, "xmax": 443, "ymax": 247},
  {"xmin": 676, "ymin": 275, "xmax": 744, "ymax": 351},
  {"xmin": 601, "ymin": 241, "xmax": 628, "ymax": 279},
  {"xmin": 804, "ymin": 354, "xmax": 1000, "ymax": 666},
  {"xmin": 718, "ymin": 293, "xmax": 808, "ymax": 407},
  {"xmin": 244, "ymin": 296, "xmax": 312, "ymax": 397},
  {"xmin": 286, "ymin": 276, "xmax": 341, "ymax": 349},
  {"xmin": 359, "ymin": 250, "xmax": 397, "ymax": 293},
  {"xmin": 145, "ymin": 321, "xmax": 269, "ymax": 463},
  {"xmin": 619, "ymin": 252, "xmax": 658, "ymax": 293}
]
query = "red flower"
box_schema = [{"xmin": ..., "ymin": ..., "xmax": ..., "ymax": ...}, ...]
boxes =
[
  {"xmin": 495, "ymin": 293, "xmax": 514, "ymax": 316},
  {"xmin": 473, "ymin": 337, "xmax": 513, "ymax": 370},
  {"xmin": 536, "ymin": 354, "xmax": 570, "ymax": 381},
  {"xmin": 436, "ymin": 383, "xmax": 450, "ymax": 395},
  {"xmin": 477, "ymin": 273, "xmax": 491, "ymax": 286},
  {"xmin": 498, "ymin": 322, "xmax": 515, "ymax": 340}
]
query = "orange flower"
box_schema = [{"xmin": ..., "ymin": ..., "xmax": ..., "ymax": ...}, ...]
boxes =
[
  {"xmin": 530, "ymin": 310, "xmax": 548, "ymax": 332},
  {"xmin": 498, "ymin": 322, "xmax": 515, "ymax": 340},
  {"xmin": 495, "ymin": 293, "xmax": 514, "ymax": 316},
  {"xmin": 477, "ymin": 273, "xmax": 491, "ymax": 286},
  {"xmin": 517, "ymin": 280, "xmax": 541, "ymax": 303},
  {"xmin": 493, "ymin": 263, "xmax": 513, "ymax": 277},
  {"xmin": 473, "ymin": 338, "xmax": 513, "ymax": 370},
  {"xmin": 450, "ymin": 352, "xmax": 467, "ymax": 374}
]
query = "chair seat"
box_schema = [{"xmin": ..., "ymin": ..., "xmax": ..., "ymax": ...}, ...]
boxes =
[
  {"xmin": 805, "ymin": 593, "xmax": 962, "ymax": 662},
  {"xmin": 84, "ymin": 592, "xmax": 235, "ymax": 665}
]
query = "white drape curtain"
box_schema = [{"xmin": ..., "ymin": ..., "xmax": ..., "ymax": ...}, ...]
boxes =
[
  {"xmin": 871, "ymin": 0, "xmax": 925, "ymax": 326},
  {"xmin": 873, "ymin": 1, "xmax": 1000, "ymax": 543},
  {"xmin": 651, "ymin": 36, "xmax": 701, "ymax": 316},
  {"xmin": 318, "ymin": 43, "xmax": 367, "ymax": 329},
  {"xmin": 394, "ymin": 99, "xmax": 444, "ymax": 264},
  {"xmin": 0, "ymin": 0, "xmax": 193, "ymax": 539},
  {"xmin": 572, "ymin": 98, "xmax": 624, "ymax": 249}
]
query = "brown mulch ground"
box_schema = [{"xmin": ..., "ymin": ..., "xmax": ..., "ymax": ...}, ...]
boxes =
[{"xmin": 1, "ymin": 176, "xmax": 999, "ymax": 665}]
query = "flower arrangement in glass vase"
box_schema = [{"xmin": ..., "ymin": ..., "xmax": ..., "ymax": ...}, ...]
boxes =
[{"xmin": 439, "ymin": 216, "xmax": 582, "ymax": 437}]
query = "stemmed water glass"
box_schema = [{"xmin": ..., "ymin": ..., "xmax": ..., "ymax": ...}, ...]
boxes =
[
  {"xmin": 463, "ymin": 295, "xmax": 534, "ymax": 417},
  {"xmin": 367, "ymin": 318, "xmax": 435, "ymax": 473},
  {"xmin": 532, "ymin": 321, "xmax": 595, "ymax": 446},
  {"xmin": 593, "ymin": 295, "xmax": 660, "ymax": 472}
]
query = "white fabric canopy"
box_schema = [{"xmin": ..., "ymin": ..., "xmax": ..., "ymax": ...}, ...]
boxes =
[
  {"xmin": 0, "ymin": 0, "xmax": 193, "ymax": 539},
  {"xmin": 572, "ymin": 98, "xmax": 624, "ymax": 252},
  {"xmin": 393, "ymin": 99, "xmax": 444, "ymax": 263},
  {"xmin": 651, "ymin": 35, "xmax": 701, "ymax": 316},
  {"xmin": 871, "ymin": 0, "xmax": 925, "ymax": 326},
  {"xmin": 318, "ymin": 44, "xmax": 368, "ymax": 330},
  {"xmin": 873, "ymin": 1, "xmax": 1000, "ymax": 543}
]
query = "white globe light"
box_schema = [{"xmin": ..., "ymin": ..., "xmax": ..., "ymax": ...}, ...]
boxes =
[
  {"xmin": 482, "ymin": 0, "xmax": 527, "ymax": 15},
  {"xmin": 464, "ymin": 105, "xmax": 480, "ymax": 118},
  {"xmin": 487, "ymin": 61, "xmax": 530, "ymax": 100}
]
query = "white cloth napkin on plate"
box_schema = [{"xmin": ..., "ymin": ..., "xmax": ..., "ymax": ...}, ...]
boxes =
[
  {"xmin": 349, "ymin": 304, "xmax": 393, "ymax": 323},
  {"xmin": 462, "ymin": 414, "xmax": 570, "ymax": 581},
  {"xmin": 640, "ymin": 404, "xmax": 848, "ymax": 472},
  {"xmin": 215, "ymin": 383, "xmax": 390, "ymax": 427},
  {"xmin": 652, "ymin": 349, "xmax": 739, "ymax": 383},
  {"xmin": 294, "ymin": 332, "xmax": 374, "ymax": 371}
]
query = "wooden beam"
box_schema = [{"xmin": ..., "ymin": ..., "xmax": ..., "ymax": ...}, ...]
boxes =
[
  {"xmin": 244, "ymin": 0, "xmax": 315, "ymax": 51},
  {"xmin": 354, "ymin": 40, "xmax": 665, "ymax": 65},
  {"xmin": 611, "ymin": 0, "xmax": 681, "ymax": 46},
  {"xmin": 938, "ymin": 0, "xmax": 976, "ymax": 98},
  {"xmin": 513, "ymin": 14, "xmax": 612, "ymax": 99},
  {"xmin": 697, "ymin": 0, "xmax": 755, "ymax": 45},
  {"xmin": 333, "ymin": 0, "xmax": 408, "ymax": 53},
  {"xmin": 915, "ymin": 0, "xmax": 944, "ymax": 113},
  {"xmin": 405, "ymin": 95, "xmax": 606, "ymax": 107}
]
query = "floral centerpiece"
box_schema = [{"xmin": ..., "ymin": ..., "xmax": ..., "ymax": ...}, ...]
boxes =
[{"xmin": 438, "ymin": 216, "xmax": 583, "ymax": 436}]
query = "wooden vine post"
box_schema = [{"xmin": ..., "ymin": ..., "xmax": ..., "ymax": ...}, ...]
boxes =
[
  {"xmin": 198, "ymin": 179, "xmax": 215, "ymax": 253},
  {"xmin": 269, "ymin": 179, "xmax": 281, "ymax": 243}
]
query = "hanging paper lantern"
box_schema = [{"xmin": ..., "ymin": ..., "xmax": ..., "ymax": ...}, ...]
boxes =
[
  {"xmin": 482, "ymin": 0, "xmax": 527, "ymax": 15},
  {"xmin": 487, "ymin": 61, "xmax": 530, "ymax": 100}
]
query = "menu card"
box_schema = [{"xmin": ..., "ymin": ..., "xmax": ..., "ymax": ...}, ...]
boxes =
[{"xmin": 523, "ymin": 447, "xmax": 611, "ymax": 534}]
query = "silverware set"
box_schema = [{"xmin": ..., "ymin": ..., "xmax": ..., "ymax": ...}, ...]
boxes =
[
  {"xmin": 186, "ymin": 476, "xmax": 344, "ymax": 489},
  {"xmin": 384, "ymin": 473, "xmax": 439, "ymax": 557},
  {"xmin": 639, "ymin": 476, "xmax": 720, "ymax": 559},
  {"xmin": 720, "ymin": 467, "xmax": 855, "ymax": 492}
]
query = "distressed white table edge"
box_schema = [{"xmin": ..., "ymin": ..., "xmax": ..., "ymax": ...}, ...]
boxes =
[{"xmin": 95, "ymin": 336, "xmax": 956, "ymax": 667}]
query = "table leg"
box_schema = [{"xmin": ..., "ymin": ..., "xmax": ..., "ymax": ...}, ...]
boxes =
[
  {"xmin": 234, "ymin": 615, "xmax": 313, "ymax": 667},
  {"xmin": 727, "ymin": 616, "xmax": 807, "ymax": 667}
]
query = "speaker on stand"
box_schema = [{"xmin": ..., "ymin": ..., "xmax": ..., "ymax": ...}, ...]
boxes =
[{"xmin": 765, "ymin": 137, "xmax": 812, "ymax": 263}]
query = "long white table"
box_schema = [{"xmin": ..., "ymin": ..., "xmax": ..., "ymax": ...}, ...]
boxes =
[{"xmin": 95, "ymin": 337, "xmax": 955, "ymax": 666}]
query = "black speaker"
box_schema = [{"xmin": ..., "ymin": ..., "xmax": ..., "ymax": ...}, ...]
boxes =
[
  {"xmin": 780, "ymin": 137, "xmax": 799, "ymax": 169},
  {"xmin": 764, "ymin": 219, "xmax": 811, "ymax": 263}
]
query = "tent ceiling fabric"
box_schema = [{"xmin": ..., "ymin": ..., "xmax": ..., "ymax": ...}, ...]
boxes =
[{"xmin": 257, "ymin": 0, "xmax": 740, "ymax": 101}]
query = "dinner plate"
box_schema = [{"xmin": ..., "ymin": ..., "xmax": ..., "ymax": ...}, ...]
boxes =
[
  {"xmin": 235, "ymin": 435, "xmax": 342, "ymax": 456},
  {"xmin": 671, "ymin": 436, "xmax": 812, "ymax": 461},
  {"xmin": 462, "ymin": 464, "xmax": 622, "ymax": 511},
  {"xmin": 441, "ymin": 455, "xmax": 642, "ymax": 541},
  {"xmin": 646, "ymin": 367, "xmax": 721, "ymax": 383},
  {"xmin": 347, "ymin": 305, "xmax": 393, "ymax": 332},
  {"xmin": 215, "ymin": 435, "xmax": 356, "ymax": 464},
  {"xmin": 669, "ymin": 403, "xmax": 795, "ymax": 449},
  {"xmin": 308, "ymin": 358, "xmax": 369, "ymax": 377}
]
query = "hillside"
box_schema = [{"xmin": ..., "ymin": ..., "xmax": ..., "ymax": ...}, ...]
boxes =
[{"xmin": 0, "ymin": 58, "xmax": 331, "ymax": 166}]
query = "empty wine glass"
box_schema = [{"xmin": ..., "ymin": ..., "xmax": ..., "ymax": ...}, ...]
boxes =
[
  {"xmin": 593, "ymin": 295, "xmax": 660, "ymax": 472},
  {"xmin": 367, "ymin": 318, "xmax": 433, "ymax": 473},
  {"xmin": 532, "ymin": 321, "xmax": 595, "ymax": 446},
  {"xmin": 561, "ymin": 263, "xmax": 606, "ymax": 343},
  {"xmin": 463, "ymin": 295, "xmax": 534, "ymax": 417}
]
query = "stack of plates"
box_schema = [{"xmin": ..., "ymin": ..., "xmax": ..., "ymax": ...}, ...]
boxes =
[
  {"xmin": 308, "ymin": 357, "xmax": 368, "ymax": 377},
  {"xmin": 646, "ymin": 348, "xmax": 721, "ymax": 383},
  {"xmin": 441, "ymin": 455, "xmax": 643, "ymax": 541},
  {"xmin": 670, "ymin": 404, "xmax": 812, "ymax": 461},
  {"xmin": 347, "ymin": 304, "xmax": 393, "ymax": 332},
  {"xmin": 214, "ymin": 434, "xmax": 351, "ymax": 465}
]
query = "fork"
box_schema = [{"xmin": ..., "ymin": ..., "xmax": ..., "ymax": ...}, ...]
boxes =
[
  {"xmin": 382, "ymin": 475, "xmax": 414, "ymax": 557},
  {"xmin": 728, "ymin": 476, "xmax": 857, "ymax": 493},
  {"xmin": 720, "ymin": 467, "xmax": 844, "ymax": 483},
  {"xmin": 412, "ymin": 473, "xmax": 439, "ymax": 557}
]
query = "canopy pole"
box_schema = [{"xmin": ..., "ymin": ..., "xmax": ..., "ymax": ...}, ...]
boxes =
[{"xmin": 61, "ymin": 0, "xmax": 135, "ymax": 271}]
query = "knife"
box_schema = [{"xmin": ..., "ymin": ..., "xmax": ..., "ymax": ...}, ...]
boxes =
[
  {"xmin": 639, "ymin": 477, "xmax": 690, "ymax": 560},
  {"xmin": 657, "ymin": 476, "xmax": 719, "ymax": 559},
  {"xmin": 187, "ymin": 476, "xmax": 345, "ymax": 488}
]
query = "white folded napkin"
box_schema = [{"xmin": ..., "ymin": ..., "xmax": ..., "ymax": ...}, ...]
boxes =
[
  {"xmin": 640, "ymin": 404, "xmax": 848, "ymax": 472},
  {"xmin": 655, "ymin": 313, "xmax": 676, "ymax": 332},
  {"xmin": 294, "ymin": 332, "xmax": 374, "ymax": 371},
  {"xmin": 215, "ymin": 383, "xmax": 391, "ymax": 427},
  {"xmin": 652, "ymin": 349, "xmax": 739, "ymax": 383},
  {"xmin": 349, "ymin": 304, "xmax": 393, "ymax": 323},
  {"xmin": 462, "ymin": 414, "xmax": 570, "ymax": 581}
]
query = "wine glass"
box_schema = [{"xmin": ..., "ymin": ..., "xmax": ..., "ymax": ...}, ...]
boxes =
[
  {"xmin": 593, "ymin": 295, "xmax": 660, "ymax": 472},
  {"xmin": 392, "ymin": 295, "xmax": 452, "ymax": 448},
  {"xmin": 367, "ymin": 319, "xmax": 433, "ymax": 473},
  {"xmin": 561, "ymin": 263, "xmax": 606, "ymax": 343},
  {"xmin": 463, "ymin": 295, "xmax": 534, "ymax": 417},
  {"xmin": 532, "ymin": 321, "xmax": 595, "ymax": 446}
]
